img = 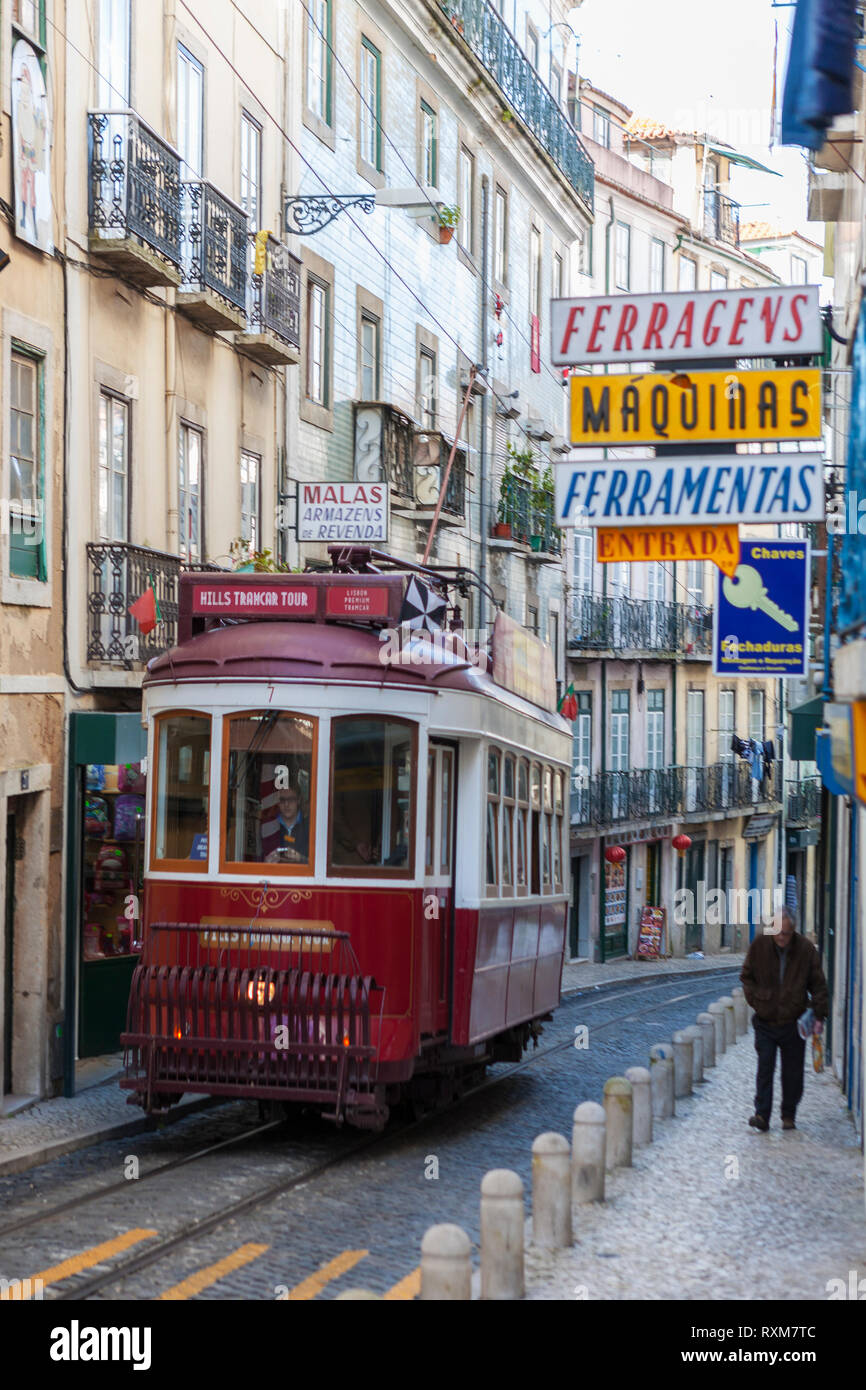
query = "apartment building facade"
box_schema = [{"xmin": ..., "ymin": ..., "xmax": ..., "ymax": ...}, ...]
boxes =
[{"xmin": 563, "ymin": 80, "xmax": 790, "ymax": 962}]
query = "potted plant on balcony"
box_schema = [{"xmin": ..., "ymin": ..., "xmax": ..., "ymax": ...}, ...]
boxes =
[
  {"xmin": 529, "ymin": 462, "xmax": 555, "ymax": 551},
  {"xmin": 437, "ymin": 204, "xmax": 460, "ymax": 244},
  {"xmin": 499, "ymin": 442, "xmax": 536, "ymax": 543}
]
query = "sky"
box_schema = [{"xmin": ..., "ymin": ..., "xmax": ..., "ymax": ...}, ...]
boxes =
[{"xmin": 572, "ymin": 0, "xmax": 817, "ymax": 241}]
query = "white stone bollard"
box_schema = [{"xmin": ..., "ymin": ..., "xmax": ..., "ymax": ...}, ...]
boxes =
[
  {"xmin": 720, "ymin": 995, "xmax": 736, "ymax": 1045},
  {"xmin": 708, "ymin": 1001, "xmax": 727, "ymax": 1055},
  {"xmin": 603, "ymin": 1076, "xmax": 633, "ymax": 1171},
  {"xmin": 625, "ymin": 1066, "xmax": 653, "ymax": 1146},
  {"xmin": 649, "ymin": 1044, "xmax": 675, "ymax": 1119},
  {"xmin": 672, "ymin": 1031, "xmax": 694, "ymax": 1098},
  {"xmin": 532, "ymin": 1133, "xmax": 572, "ymax": 1249},
  {"xmin": 420, "ymin": 1223, "xmax": 472, "ymax": 1301},
  {"xmin": 480, "ymin": 1169, "xmax": 524, "ymax": 1300},
  {"xmin": 697, "ymin": 1012, "xmax": 716, "ymax": 1069},
  {"xmin": 571, "ymin": 1101, "xmax": 606, "ymax": 1204},
  {"xmin": 684, "ymin": 1024, "xmax": 704, "ymax": 1084},
  {"xmin": 731, "ymin": 987, "xmax": 748, "ymax": 1035}
]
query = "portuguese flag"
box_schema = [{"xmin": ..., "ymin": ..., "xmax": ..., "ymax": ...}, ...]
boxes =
[
  {"xmin": 557, "ymin": 682, "xmax": 578, "ymax": 721},
  {"xmin": 128, "ymin": 575, "xmax": 162, "ymax": 636}
]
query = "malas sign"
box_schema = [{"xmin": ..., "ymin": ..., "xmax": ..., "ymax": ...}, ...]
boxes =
[{"xmin": 550, "ymin": 285, "xmax": 822, "ymax": 366}]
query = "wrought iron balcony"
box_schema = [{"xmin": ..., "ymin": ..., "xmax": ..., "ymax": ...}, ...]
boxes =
[
  {"xmin": 569, "ymin": 595, "xmax": 681, "ymax": 653},
  {"xmin": 437, "ymin": 0, "xmax": 594, "ymax": 212},
  {"xmin": 570, "ymin": 761, "xmax": 756, "ymax": 827},
  {"xmin": 410, "ymin": 431, "xmax": 467, "ymax": 520},
  {"xmin": 236, "ymin": 233, "xmax": 301, "ymax": 366},
  {"xmin": 529, "ymin": 490, "xmax": 562, "ymax": 557},
  {"xmin": 497, "ymin": 475, "xmax": 532, "ymax": 542},
  {"xmin": 702, "ymin": 189, "xmax": 740, "ymax": 247},
  {"xmin": 679, "ymin": 603, "xmax": 713, "ymax": 657},
  {"xmin": 178, "ymin": 180, "xmax": 249, "ymax": 328},
  {"xmin": 88, "ymin": 111, "xmax": 183, "ymax": 285},
  {"xmin": 786, "ymin": 777, "xmax": 821, "ymax": 824},
  {"xmin": 86, "ymin": 542, "xmax": 223, "ymax": 670}
]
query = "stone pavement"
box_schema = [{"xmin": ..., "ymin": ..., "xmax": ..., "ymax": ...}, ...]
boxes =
[
  {"xmin": 0, "ymin": 955, "xmax": 745, "ymax": 1180},
  {"xmin": 561, "ymin": 951, "xmax": 745, "ymax": 995},
  {"xmin": 524, "ymin": 1019, "xmax": 866, "ymax": 1301}
]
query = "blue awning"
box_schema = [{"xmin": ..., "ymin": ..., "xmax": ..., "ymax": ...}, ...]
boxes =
[{"xmin": 781, "ymin": 0, "xmax": 858, "ymax": 151}]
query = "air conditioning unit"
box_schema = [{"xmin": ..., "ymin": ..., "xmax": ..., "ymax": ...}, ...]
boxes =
[
  {"xmin": 550, "ymin": 435, "xmax": 571, "ymax": 455},
  {"xmin": 526, "ymin": 418, "xmax": 554, "ymax": 441}
]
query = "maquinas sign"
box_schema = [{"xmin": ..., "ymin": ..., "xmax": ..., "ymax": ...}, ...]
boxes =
[{"xmin": 551, "ymin": 285, "xmax": 822, "ymax": 366}]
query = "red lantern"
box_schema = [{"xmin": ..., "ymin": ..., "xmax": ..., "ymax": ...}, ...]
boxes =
[
  {"xmin": 672, "ymin": 833, "xmax": 692, "ymax": 859},
  {"xmin": 604, "ymin": 845, "xmax": 626, "ymax": 865}
]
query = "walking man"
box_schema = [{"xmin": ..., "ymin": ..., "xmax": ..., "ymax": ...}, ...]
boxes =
[{"xmin": 740, "ymin": 907, "xmax": 828, "ymax": 1131}]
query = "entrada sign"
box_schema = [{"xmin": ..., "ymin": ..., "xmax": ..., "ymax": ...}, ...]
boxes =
[
  {"xmin": 553, "ymin": 453, "xmax": 824, "ymax": 527},
  {"xmin": 569, "ymin": 368, "xmax": 821, "ymax": 446},
  {"xmin": 596, "ymin": 524, "xmax": 741, "ymax": 577},
  {"xmin": 551, "ymin": 286, "xmax": 821, "ymax": 366}
]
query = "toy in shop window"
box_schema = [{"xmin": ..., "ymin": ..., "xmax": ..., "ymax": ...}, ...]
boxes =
[
  {"xmin": 85, "ymin": 795, "xmax": 111, "ymax": 838},
  {"xmin": 114, "ymin": 794, "xmax": 145, "ymax": 841}
]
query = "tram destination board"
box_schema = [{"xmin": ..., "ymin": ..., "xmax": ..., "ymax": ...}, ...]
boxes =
[
  {"xmin": 569, "ymin": 368, "xmax": 821, "ymax": 447},
  {"xmin": 178, "ymin": 571, "xmax": 406, "ymax": 641},
  {"xmin": 551, "ymin": 285, "xmax": 821, "ymax": 365}
]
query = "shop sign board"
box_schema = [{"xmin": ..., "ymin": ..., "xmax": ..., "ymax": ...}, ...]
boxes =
[
  {"xmin": 551, "ymin": 285, "xmax": 821, "ymax": 366},
  {"xmin": 298, "ymin": 481, "xmax": 388, "ymax": 543},
  {"xmin": 596, "ymin": 523, "xmax": 741, "ymax": 577},
  {"xmin": 554, "ymin": 453, "xmax": 824, "ymax": 528},
  {"xmin": 713, "ymin": 538, "xmax": 810, "ymax": 678},
  {"xmin": 569, "ymin": 368, "xmax": 821, "ymax": 447}
]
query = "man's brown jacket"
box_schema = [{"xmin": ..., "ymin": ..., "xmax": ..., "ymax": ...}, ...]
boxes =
[{"xmin": 740, "ymin": 930, "xmax": 829, "ymax": 1026}]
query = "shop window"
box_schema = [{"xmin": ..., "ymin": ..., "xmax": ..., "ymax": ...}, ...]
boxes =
[
  {"xmin": 329, "ymin": 717, "xmax": 415, "ymax": 875},
  {"xmin": 152, "ymin": 713, "xmax": 211, "ymax": 869},
  {"xmin": 223, "ymin": 711, "xmax": 317, "ymax": 871},
  {"xmin": 82, "ymin": 759, "xmax": 146, "ymax": 961}
]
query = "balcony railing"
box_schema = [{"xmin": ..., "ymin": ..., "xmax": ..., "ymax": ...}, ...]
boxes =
[
  {"xmin": 570, "ymin": 762, "xmax": 757, "ymax": 827},
  {"xmin": 247, "ymin": 233, "xmax": 301, "ymax": 349},
  {"xmin": 530, "ymin": 489, "xmax": 562, "ymax": 555},
  {"xmin": 412, "ymin": 432, "xmax": 467, "ymax": 518},
  {"xmin": 88, "ymin": 111, "xmax": 182, "ymax": 269},
  {"xmin": 786, "ymin": 778, "xmax": 821, "ymax": 824},
  {"xmin": 437, "ymin": 0, "xmax": 594, "ymax": 211},
  {"xmin": 181, "ymin": 180, "xmax": 248, "ymax": 310},
  {"xmin": 86, "ymin": 542, "xmax": 224, "ymax": 670},
  {"xmin": 569, "ymin": 595, "xmax": 712, "ymax": 655},
  {"xmin": 702, "ymin": 189, "xmax": 740, "ymax": 247}
]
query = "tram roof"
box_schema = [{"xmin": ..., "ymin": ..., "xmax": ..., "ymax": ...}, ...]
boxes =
[{"xmin": 143, "ymin": 619, "xmax": 569, "ymax": 734}]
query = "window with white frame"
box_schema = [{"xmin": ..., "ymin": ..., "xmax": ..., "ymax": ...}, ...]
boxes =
[
  {"xmin": 749, "ymin": 688, "xmax": 765, "ymax": 742},
  {"xmin": 177, "ymin": 44, "xmax": 204, "ymax": 179},
  {"xmin": 178, "ymin": 422, "xmax": 203, "ymax": 562},
  {"xmin": 572, "ymin": 529, "xmax": 594, "ymax": 595},
  {"xmin": 710, "ymin": 269, "xmax": 728, "ymax": 290},
  {"xmin": 9, "ymin": 346, "xmax": 47, "ymax": 582},
  {"xmin": 678, "ymin": 254, "xmax": 697, "ymax": 290},
  {"xmin": 458, "ymin": 146, "xmax": 474, "ymax": 253},
  {"xmin": 419, "ymin": 347, "xmax": 436, "ymax": 428},
  {"xmin": 240, "ymin": 450, "xmax": 260, "ymax": 554},
  {"xmin": 593, "ymin": 105, "xmax": 611, "ymax": 147},
  {"xmin": 306, "ymin": 278, "xmax": 329, "ymax": 405},
  {"xmin": 360, "ymin": 313, "xmax": 380, "ymax": 400},
  {"xmin": 552, "ymin": 251, "xmax": 564, "ymax": 300},
  {"xmin": 97, "ymin": 0, "xmax": 130, "ymax": 108},
  {"xmin": 615, "ymin": 222, "xmax": 631, "ymax": 290},
  {"xmin": 494, "ymin": 186, "xmax": 508, "ymax": 283},
  {"xmin": 360, "ymin": 37, "xmax": 382, "ymax": 171},
  {"xmin": 97, "ymin": 390, "xmax": 129, "ymax": 542},
  {"xmin": 420, "ymin": 100, "xmax": 437, "ymax": 186},
  {"xmin": 610, "ymin": 690, "xmax": 630, "ymax": 771},
  {"xmin": 686, "ymin": 559, "xmax": 705, "ymax": 605},
  {"xmin": 646, "ymin": 689, "xmax": 665, "ymax": 769},
  {"xmin": 306, "ymin": 0, "xmax": 331, "ymax": 124},
  {"xmin": 791, "ymin": 254, "xmax": 808, "ymax": 284},
  {"xmin": 650, "ymin": 238, "xmax": 665, "ymax": 292},
  {"xmin": 240, "ymin": 112, "xmax": 261, "ymax": 232},
  {"xmin": 719, "ymin": 689, "xmax": 735, "ymax": 758},
  {"xmin": 530, "ymin": 225, "xmax": 542, "ymax": 319}
]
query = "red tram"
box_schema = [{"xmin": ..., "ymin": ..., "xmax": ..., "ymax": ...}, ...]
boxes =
[{"xmin": 121, "ymin": 552, "xmax": 572, "ymax": 1128}]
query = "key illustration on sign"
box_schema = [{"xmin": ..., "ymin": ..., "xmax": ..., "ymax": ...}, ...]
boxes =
[{"xmin": 721, "ymin": 564, "xmax": 797, "ymax": 630}]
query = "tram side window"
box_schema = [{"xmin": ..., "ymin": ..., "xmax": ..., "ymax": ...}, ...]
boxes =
[
  {"xmin": 554, "ymin": 771, "xmax": 564, "ymax": 889},
  {"xmin": 329, "ymin": 717, "xmax": 415, "ymax": 873},
  {"xmin": 516, "ymin": 758, "xmax": 529, "ymax": 892},
  {"xmin": 543, "ymin": 766, "xmax": 553, "ymax": 889},
  {"xmin": 223, "ymin": 712, "xmax": 317, "ymax": 868},
  {"xmin": 486, "ymin": 749, "xmax": 500, "ymax": 893},
  {"xmin": 501, "ymin": 754, "xmax": 515, "ymax": 892},
  {"xmin": 153, "ymin": 714, "xmax": 211, "ymax": 866}
]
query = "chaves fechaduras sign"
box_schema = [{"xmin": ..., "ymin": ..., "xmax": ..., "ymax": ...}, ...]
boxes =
[
  {"xmin": 569, "ymin": 368, "xmax": 821, "ymax": 447},
  {"xmin": 551, "ymin": 286, "xmax": 821, "ymax": 366},
  {"xmin": 298, "ymin": 482, "xmax": 388, "ymax": 543}
]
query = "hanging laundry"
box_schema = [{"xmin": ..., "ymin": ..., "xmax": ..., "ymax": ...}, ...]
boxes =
[
  {"xmin": 786, "ymin": 875, "xmax": 799, "ymax": 914},
  {"xmin": 747, "ymin": 739, "xmax": 764, "ymax": 781},
  {"xmin": 731, "ymin": 735, "xmax": 750, "ymax": 759}
]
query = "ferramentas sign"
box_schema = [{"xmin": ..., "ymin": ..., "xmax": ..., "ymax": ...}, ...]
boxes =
[
  {"xmin": 554, "ymin": 453, "xmax": 824, "ymax": 527},
  {"xmin": 298, "ymin": 482, "xmax": 388, "ymax": 543},
  {"xmin": 551, "ymin": 285, "xmax": 822, "ymax": 366}
]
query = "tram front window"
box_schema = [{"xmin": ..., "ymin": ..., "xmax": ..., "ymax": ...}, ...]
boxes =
[
  {"xmin": 223, "ymin": 712, "xmax": 316, "ymax": 868},
  {"xmin": 329, "ymin": 717, "xmax": 415, "ymax": 874},
  {"xmin": 153, "ymin": 714, "xmax": 211, "ymax": 866}
]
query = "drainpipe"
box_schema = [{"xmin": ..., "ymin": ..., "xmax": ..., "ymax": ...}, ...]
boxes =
[{"xmin": 479, "ymin": 177, "xmax": 490, "ymax": 634}]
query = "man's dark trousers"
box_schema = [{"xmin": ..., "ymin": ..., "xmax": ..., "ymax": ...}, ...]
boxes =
[{"xmin": 753, "ymin": 1018, "xmax": 806, "ymax": 1121}]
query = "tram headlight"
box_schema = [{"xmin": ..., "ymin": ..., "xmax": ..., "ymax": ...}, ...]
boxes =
[{"xmin": 247, "ymin": 981, "xmax": 276, "ymax": 1006}]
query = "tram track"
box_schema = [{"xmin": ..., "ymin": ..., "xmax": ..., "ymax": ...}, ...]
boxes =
[{"xmin": 7, "ymin": 969, "xmax": 738, "ymax": 1301}]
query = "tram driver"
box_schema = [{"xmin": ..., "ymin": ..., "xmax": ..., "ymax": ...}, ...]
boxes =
[{"xmin": 265, "ymin": 785, "xmax": 310, "ymax": 863}]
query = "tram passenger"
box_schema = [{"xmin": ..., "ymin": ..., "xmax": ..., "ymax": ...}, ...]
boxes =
[
  {"xmin": 331, "ymin": 785, "xmax": 377, "ymax": 866},
  {"xmin": 265, "ymin": 786, "xmax": 309, "ymax": 863}
]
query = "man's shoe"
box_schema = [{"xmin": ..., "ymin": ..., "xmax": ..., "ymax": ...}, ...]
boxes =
[
  {"xmin": 748, "ymin": 1114, "xmax": 769, "ymax": 1131},
  {"xmin": 782, "ymin": 1117, "xmax": 796, "ymax": 1131}
]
